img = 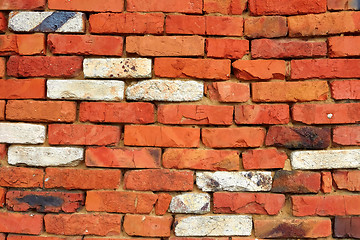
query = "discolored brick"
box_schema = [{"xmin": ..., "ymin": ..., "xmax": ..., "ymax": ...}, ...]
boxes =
[{"xmin": 272, "ymin": 170, "xmax": 321, "ymax": 193}]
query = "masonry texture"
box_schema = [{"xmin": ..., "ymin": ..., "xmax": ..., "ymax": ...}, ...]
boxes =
[{"xmin": 0, "ymin": 0, "xmax": 359, "ymax": 239}]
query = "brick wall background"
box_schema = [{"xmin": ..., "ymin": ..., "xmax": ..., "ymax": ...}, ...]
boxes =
[{"xmin": 0, "ymin": 0, "xmax": 359, "ymax": 239}]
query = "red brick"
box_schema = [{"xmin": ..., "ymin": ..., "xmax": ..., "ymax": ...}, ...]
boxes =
[
  {"xmin": 166, "ymin": 15, "xmax": 205, "ymax": 35},
  {"xmin": 206, "ymin": 38, "xmax": 249, "ymax": 59},
  {"xmin": 205, "ymin": 82, "xmax": 250, "ymax": 103},
  {"xmin": 292, "ymin": 103, "xmax": 360, "ymax": 124},
  {"xmin": 245, "ymin": 16, "xmax": 287, "ymax": 38},
  {"xmin": 156, "ymin": 193, "xmax": 172, "ymax": 215},
  {"xmin": 249, "ymin": 0, "xmax": 326, "ymax": 15},
  {"xmin": 80, "ymin": 102, "xmax": 155, "ymax": 124},
  {"xmin": 7, "ymin": 235, "xmax": 81, "ymax": 240},
  {"xmin": 291, "ymin": 59, "xmax": 360, "ymax": 79},
  {"xmin": 204, "ymin": 0, "xmax": 247, "ymax": 14},
  {"xmin": 154, "ymin": 58, "xmax": 231, "ymax": 80},
  {"xmin": 0, "ymin": 167, "xmax": 43, "ymax": 188},
  {"xmin": 45, "ymin": 168, "xmax": 121, "ymax": 190},
  {"xmin": 124, "ymin": 125, "xmax": 200, "ymax": 148},
  {"xmin": 334, "ymin": 216, "xmax": 360, "ymax": 238},
  {"xmin": 265, "ymin": 126, "xmax": 331, "ymax": 149},
  {"xmin": 235, "ymin": 104, "xmax": 289, "ymax": 125},
  {"xmin": 292, "ymin": 195, "xmax": 360, "ymax": 216},
  {"xmin": 44, "ymin": 214, "xmax": 121, "ymax": 236},
  {"xmin": 0, "ymin": 13, "xmax": 6, "ymax": 32},
  {"xmin": 0, "ymin": 234, "xmax": 3, "ymax": 240},
  {"xmin": 48, "ymin": 0, "xmax": 124, "ymax": 12},
  {"xmin": 254, "ymin": 218, "xmax": 331, "ymax": 238},
  {"xmin": 214, "ymin": 192, "xmax": 285, "ymax": 215},
  {"xmin": 242, "ymin": 148, "xmax": 287, "ymax": 170},
  {"xmin": 333, "ymin": 126, "xmax": 360, "ymax": 146},
  {"xmin": 202, "ymin": 127, "xmax": 266, "ymax": 148},
  {"xmin": 252, "ymin": 39, "xmax": 327, "ymax": 59},
  {"xmin": 0, "ymin": 34, "xmax": 45, "ymax": 56},
  {"xmin": 206, "ymin": 16, "xmax": 243, "ymax": 36},
  {"xmin": 252, "ymin": 81, "xmax": 328, "ymax": 102},
  {"xmin": 0, "ymin": 101, "xmax": 4, "ymax": 120},
  {"xmin": 127, "ymin": 36, "xmax": 204, "ymax": 56},
  {"xmin": 328, "ymin": 0, "xmax": 348, "ymax": 10},
  {"xmin": 86, "ymin": 191, "xmax": 157, "ymax": 214},
  {"xmin": 233, "ymin": 60, "xmax": 286, "ymax": 80},
  {"xmin": 0, "ymin": 187, "xmax": 5, "ymax": 207},
  {"xmin": 163, "ymin": 149, "xmax": 240, "ymax": 171},
  {"xmin": 331, "ymin": 80, "xmax": 360, "ymax": 100},
  {"xmin": 124, "ymin": 169, "xmax": 193, "ymax": 191},
  {"xmin": 0, "ymin": 58, "xmax": 4, "ymax": 78},
  {"xmin": 0, "ymin": 0, "xmax": 45, "ymax": 9},
  {"xmin": 0, "ymin": 212, "xmax": 43, "ymax": 234},
  {"xmin": 329, "ymin": 36, "xmax": 360, "ymax": 57},
  {"xmin": 272, "ymin": 170, "xmax": 321, "ymax": 193},
  {"xmin": 0, "ymin": 79, "xmax": 45, "ymax": 99},
  {"xmin": 321, "ymin": 172, "xmax": 332, "ymax": 193},
  {"xmin": 123, "ymin": 214, "xmax": 173, "ymax": 237},
  {"xmin": 158, "ymin": 105, "xmax": 233, "ymax": 125},
  {"xmin": 89, "ymin": 13, "xmax": 164, "ymax": 34},
  {"xmin": 127, "ymin": 0, "xmax": 202, "ymax": 13},
  {"xmin": 288, "ymin": 11, "xmax": 360, "ymax": 37},
  {"xmin": 333, "ymin": 170, "xmax": 360, "ymax": 191},
  {"xmin": 48, "ymin": 124, "xmax": 120, "ymax": 146},
  {"xmin": 0, "ymin": 144, "xmax": 5, "ymax": 159},
  {"xmin": 48, "ymin": 34, "xmax": 123, "ymax": 56},
  {"xmin": 6, "ymin": 190, "xmax": 84, "ymax": 213},
  {"xmin": 86, "ymin": 147, "xmax": 161, "ymax": 168},
  {"xmin": 6, "ymin": 100, "xmax": 76, "ymax": 122}
]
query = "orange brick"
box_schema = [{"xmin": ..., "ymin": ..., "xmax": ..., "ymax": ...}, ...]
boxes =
[
  {"xmin": 206, "ymin": 38, "xmax": 249, "ymax": 59},
  {"xmin": 124, "ymin": 214, "xmax": 173, "ymax": 237},
  {"xmin": 48, "ymin": 0, "xmax": 124, "ymax": 12},
  {"xmin": 0, "ymin": 101, "xmax": 4, "ymax": 120},
  {"xmin": 204, "ymin": 0, "xmax": 247, "ymax": 14},
  {"xmin": 0, "ymin": 187, "xmax": 5, "ymax": 207},
  {"xmin": 155, "ymin": 193, "xmax": 172, "ymax": 215},
  {"xmin": 0, "ymin": 166, "xmax": 43, "ymax": 188},
  {"xmin": 242, "ymin": 148, "xmax": 287, "ymax": 170},
  {"xmin": 202, "ymin": 127, "xmax": 266, "ymax": 148},
  {"xmin": 0, "ymin": 212, "xmax": 43, "ymax": 234},
  {"xmin": 333, "ymin": 170, "xmax": 360, "ymax": 191},
  {"xmin": 321, "ymin": 172, "xmax": 332, "ymax": 193},
  {"xmin": 206, "ymin": 16, "xmax": 243, "ymax": 36},
  {"xmin": 0, "ymin": 0, "xmax": 45, "ymax": 10},
  {"xmin": 0, "ymin": 79, "xmax": 45, "ymax": 99},
  {"xmin": 0, "ymin": 13, "xmax": 6, "ymax": 32},
  {"xmin": 7, "ymin": 235, "xmax": 81, "ymax": 240},
  {"xmin": 331, "ymin": 80, "xmax": 360, "ymax": 100},
  {"xmin": 6, "ymin": 100, "xmax": 76, "ymax": 122},
  {"xmin": 233, "ymin": 59, "xmax": 286, "ymax": 80},
  {"xmin": 0, "ymin": 34, "xmax": 45, "ymax": 56},
  {"xmin": 245, "ymin": 16, "xmax": 287, "ymax": 38},
  {"xmin": 0, "ymin": 144, "xmax": 5, "ymax": 159},
  {"xmin": 333, "ymin": 126, "xmax": 360, "ymax": 146},
  {"xmin": 205, "ymin": 82, "xmax": 250, "ymax": 103},
  {"xmin": 249, "ymin": 0, "xmax": 326, "ymax": 15},
  {"xmin": 166, "ymin": 15, "xmax": 205, "ymax": 35},
  {"xmin": 127, "ymin": 0, "xmax": 202, "ymax": 13},
  {"xmin": 235, "ymin": 104, "xmax": 289, "ymax": 125},
  {"xmin": 329, "ymin": 36, "xmax": 360, "ymax": 57},
  {"xmin": 0, "ymin": 58, "xmax": 4, "ymax": 78}
]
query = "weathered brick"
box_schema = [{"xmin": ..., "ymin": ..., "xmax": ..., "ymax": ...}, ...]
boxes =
[
  {"xmin": 249, "ymin": 0, "xmax": 326, "ymax": 15},
  {"xmin": 44, "ymin": 214, "xmax": 121, "ymax": 236},
  {"xmin": 252, "ymin": 81, "xmax": 329, "ymax": 102},
  {"xmin": 331, "ymin": 80, "xmax": 360, "ymax": 100},
  {"xmin": 272, "ymin": 170, "xmax": 321, "ymax": 193},
  {"xmin": 0, "ymin": 0, "xmax": 45, "ymax": 10},
  {"xmin": 242, "ymin": 148, "xmax": 287, "ymax": 170},
  {"xmin": 206, "ymin": 38, "xmax": 249, "ymax": 59},
  {"xmin": 252, "ymin": 39, "xmax": 327, "ymax": 59},
  {"xmin": 0, "ymin": 34, "xmax": 45, "ymax": 55},
  {"xmin": 333, "ymin": 170, "xmax": 360, "ymax": 191},
  {"xmin": 124, "ymin": 125, "xmax": 200, "ymax": 148},
  {"xmin": 288, "ymin": 11, "xmax": 360, "ymax": 37},
  {"xmin": 0, "ymin": 144, "xmax": 6, "ymax": 159},
  {"xmin": 233, "ymin": 60, "xmax": 286, "ymax": 80},
  {"xmin": 155, "ymin": 58, "xmax": 231, "ymax": 80},
  {"xmin": 166, "ymin": 15, "xmax": 205, "ymax": 35},
  {"xmin": 6, "ymin": 100, "xmax": 76, "ymax": 123},
  {"xmin": 333, "ymin": 126, "xmax": 360, "ymax": 146},
  {"xmin": 235, "ymin": 104, "xmax": 289, "ymax": 125},
  {"xmin": 328, "ymin": 0, "xmax": 360, "ymax": 10},
  {"xmin": 292, "ymin": 195, "xmax": 360, "ymax": 216},
  {"xmin": 0, "ymin": 58, "xmax": 5, "ymax": 78},
  {"xmin": 169, "ymin": 193, "xmax": 210, "ymax": 214},
  {"xmin": 155, "ymin": 193, "xmax": 172, "ymax": 215},
  {"xmin": 0, "ymin": 188, "xmax": 5, "ymax": 207},
  {"xmin": 254, "ymin": 218, "xmax": 331, "ymax": 238},
  {"xmin": 127, "ymin": 36, "xmax": 204, "ymax": 56},
  {"xmin": 124, "ymin": 169, "xmax": 193, "ymax": 191},
  {"xmin": 7, "ymin": 235, "xmax": 81, "ymax": 240},
  {"xmin": 329, "ymin": 36, "xmax": 360, "ymax": 57},
  {"xmin": 0, "ymin": 212, "xmax": 43, "ymax": 234},
  {"xmin": 0, "ymin": 167, "xmax": 43, "ymax": 188},
  {"xmin": 123, "ymin": 214, "xmax": 173, "ymax": 237},
  {"xmin": 45, "ymin": 168, "xmax": 121, "ymax": 190},
  {"xmin": 0, "ymin": 79, "xmax": 45, "ymax": 99},
  {"xmin": 204, "ymin": 0, "xmax": 247, "ymax": 14},
  {"xmin": 321, "ymin": 171, "xmax": 332, "ymax": 193},
  {"xmin": 7, "ymin": 56, "xmax": 83, "ymax": 78},
  {"xmin": 127, "ymin": 0, "xmax": 202, "ymax": 13},
  {"xmin": 202, "ymin": 128, "xmax": 266, "ymax": 148},
  {"xmin": 90, "ymin": 13, "xmax": 164, "ymax": 34},
  {"xmin": 265, "ymin": 126, "xmax": 331, "ymax": 149},
  {"xmin": 292, "ymin": 103, "xmax": 360, "ymax": 124},
  {"xmin": 0, "ymin": 123, "xmax": 45, "ymax": 144},
  {"xmin": 245, "ymin": 16, "xmax": 287, "ymax": 38},
  {"xmin": 0, "ymin": 101, "xmax": 4, "ymax": 120},
  {"xmin": 206, "ymin": 16, "xmax": 243, "ymax": 36},
  {"xmin": 163, "ymin": 149, "xmax": 239, "ymax": 171},
  {"xmin": 334, "ymin": 217, "xmax": 360, "ymax": 238},
  {"xmin": 86, "ymin": 147, "xmax": 161, "ymax": 168},
  {"xmin": 214, "ymin": 193, "xmax": 285, "ymax": 215},
  {"xmin": 48, "ymin": 0, "xmax": 124, "ymax": 12},
  {"xmin": 0, "ymin": 13, "xmax": 6, "ymax": 32},
  {"xmin": 86, "ymin": 191, "xmax": 157, "ymax": 214},
  {"xmin": 205, "ymin": 82, "xmax": 250, "ymax": 103},
  {"xmin": 6, "ymin": 190, "xmax": 84, "ymax": 213}
]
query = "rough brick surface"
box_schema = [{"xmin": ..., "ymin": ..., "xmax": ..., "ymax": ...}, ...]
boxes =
[
  {"xmin": 0, "ymin": 212, "xmax": 43, "ymax": 234},
  {"xmin": 271, "ymin": 170, "xmax": 321, "ymax": 193},
  {"xmin": 0, "ymin": 34, "xmax": 45, "ymax": 55},
  {"xmin": 333, "ymin": 126, "xmax": 360, "ymax": 146},
  {"xmin": 206, "ymin": 16, "xmax": 244, "ymax": 36},
  {"xmin": 233, "ymin": 60, "xmax": 286, "ymax": 80},
  {"xmin": 245, "ymin": 16, "xmax": 288, "ymax": 38},
  {"xmin": 0, "ymin": 167, "xmax": 43, "ymax": 188},
  {"xmin": 206, "ymin": 38, "xmax": 249, "ymax": 59},
  {"xmin": 124, "ymin": 214, "xmax": 173, "ymax": 237},
  {"xmin": 333, "ymin": 171, "xmax": 360, "ymax": 191},
  {"xmin": 48, "ymin": 0, "xmax": 124, "ymax": 12},
  {"xmin": 331, "ymin": 80, "xmax": 360, "ymax": 100},
  {"xmin": 0, "ymin": 78, "xmax": 45, "ymax": 99},
  {"xmin": 205, "ymin": 82, "xmax": 250, "ymax": 102},
  {"xmin": 0, "ymin": 0, "xmax": 45, "ymax": 10},
  {"xmin": 242, "ymin": 148, "xmax": 287, "ymax": 170},
  {"xmin": 166, "ymin": 15, "xmax": 205, "ymax": 35},
  {"xmin": 334, "ymin": 217, "xmax": 360, "ymax": 238},
  {"xmin": 126, "ymin": 0, "xmax": 202, "ymax": 13},
  {"xmin": 235, "ymin": 104, "xmax": 289, "ymax": 125}
]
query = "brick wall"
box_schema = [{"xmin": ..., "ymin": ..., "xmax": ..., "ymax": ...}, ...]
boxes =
[{"xmin": 0, "ymin": 0, "xmax": 359, "ymax": 239}]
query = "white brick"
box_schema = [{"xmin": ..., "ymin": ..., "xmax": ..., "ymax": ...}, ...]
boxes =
[
  {"xmin": 291, "ymin": 149, "xmax": 360, "ymax": 169},
  {"xmin": 8, "ymin": 146, "xmax": 83, "ymax": 167},
  {"xmin": 84, "ymin": 58, "xmax": 152, "ymax": 79},
  {"xmin": 126, "ymin": 80, "xmax": 204, "ymax": 102},
  {"xmin": 0, "ymin": 123, "xmax": 45, "ymax": 144},
  {"xmin": 175, "ymin": 215, "xmax": 252, "ymax": 236},
  {"xmin": 196, "ymin": 171, "xmax": 272, "ymax": 192},
  {"xmin": 47, "ymin": 80, "xmax": 125, "ymax": 101},
  {"xmin": 169, "ymin": 193, "xmax": 210, "ymax": 214},
  {"xmin": 8, "ymin": 11, "xmax": 85, "ymax": 33}
]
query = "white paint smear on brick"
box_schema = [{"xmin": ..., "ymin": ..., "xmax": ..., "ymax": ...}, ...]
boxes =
[{"xmin": 0, "ymin": 123, "xmax": 45, "ymax": 144}]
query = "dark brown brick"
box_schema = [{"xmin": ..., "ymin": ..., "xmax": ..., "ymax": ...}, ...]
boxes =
[{"xmin": 272, "ymin": 170, "xmax": 321, "ymax": 193}]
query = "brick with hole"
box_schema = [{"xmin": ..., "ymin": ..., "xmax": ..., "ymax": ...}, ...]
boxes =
[
  {"xmin": 123, "ymin": 214, "xmax": 173, "ymax": 237},
  {"xmin": 245, "ymin": 16, "xmax": 287, "ymax": 38},
  {"xmin": 331, "ymin": 80, "xmax": 360, "ymax": 100},
  {"xmin": 205, "ymin": 82, "xmax": 250, "ymax": 103},
  {"xmin": 333, "ymin": 126, "xmax": 360, "ymax": 146},
  {"xmin": 235, "ymin": 104, "xmax": 289, "ymax": 125},
  {"xmin": 126, "ymin": 0, "xmax": 202, "ymax": 13},
  {"xmin": 206, "ymin": 38, "xmax": 249, "ymax": 59},
  {"xmin": 48, "ymin": 0, "xmax": 124, "ymax": 12},
  {"xmin": 0, "ymin": 167, "xmax": 43, "ymax": 188},
  {"xmin": 242, "ymin": 148, "xmax": 287, "ymax": 170},
  {"xmin": 166, "ymin": 15, "xmax": 205, "ymax": 35},
  {"xmin": 0, "ymin": 212, "xmax": 43, "ymax": 234},
  {"xmin": 333, "ymin": 170, "xmax": 360, "ymax": 191},
  {"xmin": 0, "ymin": 34, "xmax": 45, "ymax": 56},
  {"xmin": 271, "ymin": 170, "xmax": 321, "ymax": 193},
  {"xmin": 206, "ymin": 16, "xmax": 243, "ymax": 36}
]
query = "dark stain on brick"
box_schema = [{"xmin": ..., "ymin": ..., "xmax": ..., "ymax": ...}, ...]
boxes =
[
  {"xmin": 201, "ymin": 202, "xmax": 209, "ymax": 211},
  {"xmin": 149, "ymin": 148, "xmax": 161, "ymax": 163},
  {"xmin": 271, "ymin": 170, "xmax": 320, "ymax": 193},
  {"xmin": 292, "ymin": 127, "xmax": 330, "ymax": 149},
  {"xmin": 17, "ymin": 194, "xmax": 64, "ymax": 211},
  {"xmin": 267, "ymin": 223, "xmax": 306, "ymax": 238}
]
